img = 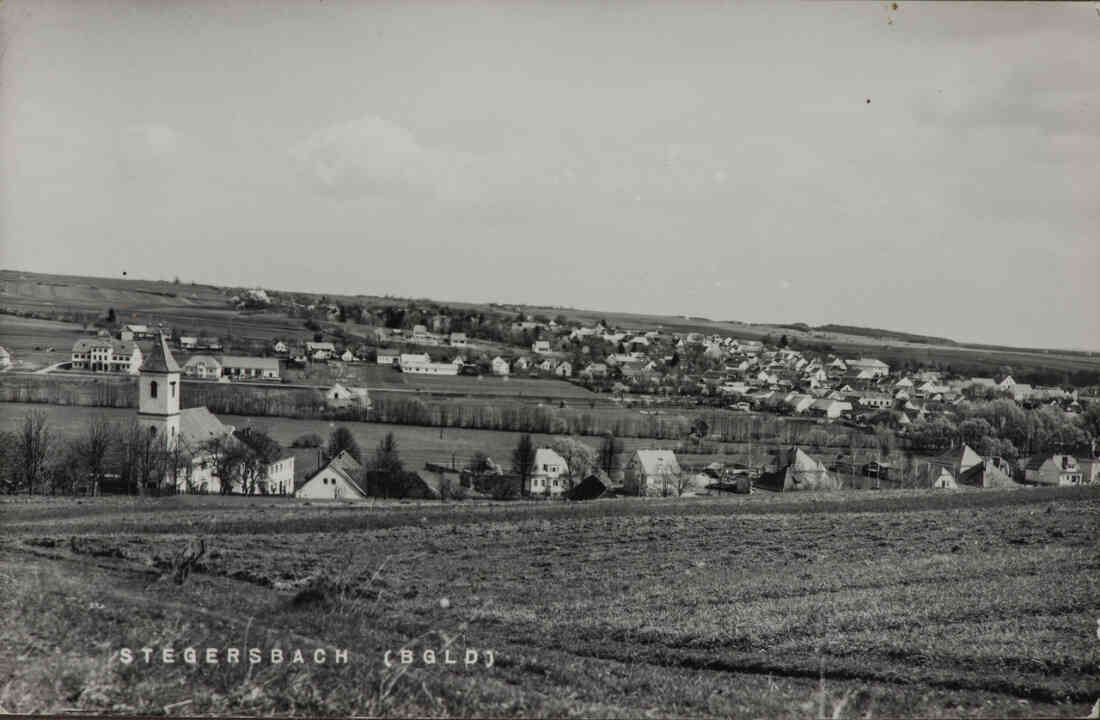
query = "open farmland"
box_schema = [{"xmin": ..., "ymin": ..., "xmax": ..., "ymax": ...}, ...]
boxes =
[
  {"xmin": 289, "ymin": 363, "xmax": 600, "ymax": 401},
  {"xmin": 0, "ymin": 315, "xmax": 87, "ymax": 371},
  {"xmin": 0, "ymin": 488, "xmax": 1097, "ymax": 717}
]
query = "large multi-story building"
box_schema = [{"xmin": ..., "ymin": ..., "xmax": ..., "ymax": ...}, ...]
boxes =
[{"xmin": 71, "ymin": 338, "xmax": 143, "ymax": 374}]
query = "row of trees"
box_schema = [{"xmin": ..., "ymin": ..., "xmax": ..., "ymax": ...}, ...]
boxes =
[
  {"xmin": 0, "ymin": 412, "xmax": 188, "ymax": 495},
  {"xmin": 903, "ymin": 398, "xmax": 1097, "ymax": 457},
  {"xmin": 0, "ymin": 411, "xmax": 291, "ymax": 496}
]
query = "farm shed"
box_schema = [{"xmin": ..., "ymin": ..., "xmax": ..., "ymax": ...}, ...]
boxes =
[
  {"xmin": 755, "ymin": 448, "xmax": 839, "ymax": 492},
  {"xmin": 568, "ymin": 471, "xmax": 611, "ymax": 501}
]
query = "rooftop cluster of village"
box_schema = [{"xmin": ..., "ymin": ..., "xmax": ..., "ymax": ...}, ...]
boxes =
[{"xmin": 60, "ymin": 308, "xmax": 1087, "ymax": 431}]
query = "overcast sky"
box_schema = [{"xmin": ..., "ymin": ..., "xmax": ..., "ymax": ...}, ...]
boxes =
[{"xmin": 1, "ymin": 1, "xmax": 1097, "ymax": 350}]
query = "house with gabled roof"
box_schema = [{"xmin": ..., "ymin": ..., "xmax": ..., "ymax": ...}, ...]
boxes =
[
  {"xmin": 1022, "ymin": 454, "xmax": 1084, "ymax": 486},
  {"xmin": 756, "ymin": 448, "xmax": 839, "ymax": 492},
  {"xmin": 527, "ymin": 447, "xmax": 569, "ymax": 496},
  {"xmin": 491, "ymin": 356, "xmax": 510, "ymax": 376},
  {"xmin": 295, "ymin": 450, "xmax": 368, "ymax": 500},
  {"xmin": 623, "ymin": 449, "xmax": 682, "ymax": 496},
  {"xmin": 182, "ymin": 355, "xmax": 222, "ymax": 379}
]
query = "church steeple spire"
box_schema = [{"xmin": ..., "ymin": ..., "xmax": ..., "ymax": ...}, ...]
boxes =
[{"xmin": 142, "ymin": 333, "xmax": 180, "ymax": 374}]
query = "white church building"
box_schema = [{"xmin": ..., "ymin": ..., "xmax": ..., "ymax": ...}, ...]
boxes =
[{"xmin": 138, "ymin": 335, "xmax": 293, "ymax": 494}]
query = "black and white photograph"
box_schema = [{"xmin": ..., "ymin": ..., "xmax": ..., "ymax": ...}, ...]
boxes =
[{"xmin": 1, "ymin": 1, "xmax": 1098, "ymax": 717}]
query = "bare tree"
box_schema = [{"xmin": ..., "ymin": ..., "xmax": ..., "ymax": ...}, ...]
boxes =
[
  {"xmin": 235, "ymin": 427, "xmax": 282, "ymax": 495},
  {"xmin": 203, "ymin": 434, "xmax": 247, "ymax": 495},
  {"xmin": 549, "ymin": 436, "xmax": 596, "ymax": 493},
  {"xmin": 15, "ymin": 411, "xmax": 52, "ymax": 495},
  {"xmin": 73, "ymin": 416, "xmax": 115, "ymax": 495},
  {"xmin": 0, "ymin": 430, "xmax": 20, "ymax": 494}
]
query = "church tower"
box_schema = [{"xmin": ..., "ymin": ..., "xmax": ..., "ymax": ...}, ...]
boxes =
[{"xmin": 137, "ymin": 334, "xmax": 182, "ymax": 450}]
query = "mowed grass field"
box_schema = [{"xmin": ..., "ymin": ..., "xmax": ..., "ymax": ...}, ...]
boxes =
[{"xmin": 0, "ymin": 488, "xmax": 1097, "ymax": 717}]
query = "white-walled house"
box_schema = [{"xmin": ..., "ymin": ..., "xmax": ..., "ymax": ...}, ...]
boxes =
[
  {"xmin": 1023, "ymin": 454, "xmax": 1084, "ymax": 486},
  {"xmin": 527, "ymin": 448, "xmax": 569, "ymax": 496},
  {"xmin": 532, "ymin": 340, "xmax": 552, "ymax": 354},
  {"xmin": 491, "ymin": 356, "xmax": 510, "ymax": 376},
  {"xmin": 377, "ymin": 352, "xmax": 400, "ymax": 367},
  {"xmin": 846, "ymin": 358, "xmax": 890, "ymax": 378},
  {"xmin": 182, "ymin": 355, "xmax": 222, "ymax": 379},
  {"xmin": 449, "ymin": 332, "xmax": 468, "ymax": 348},
  {"xmin": 623, "ymin": 450, "xmax": 682, "ymax": 496},
  {"xmin": 294, "ymin": 451, "xmax": 368, "ymax": 501},
  {"xmin": 305, "ymin": 342, "xmax": 336, "ymax": 360},
  {"xmin": 554, "ymin": 361, "xmax": 573, "ymax": 378}
]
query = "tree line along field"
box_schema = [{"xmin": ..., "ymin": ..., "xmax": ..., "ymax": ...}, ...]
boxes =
[
  {"xmin": 0, "ymin": 402, "xmax": 900, "ymax": 489},
  {"xmin": 0, "ymin": 487, "xmax": 1096, "ymax": 716}
]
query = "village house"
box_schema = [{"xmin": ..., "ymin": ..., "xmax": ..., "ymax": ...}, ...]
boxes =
[
  {"xmin": 532, "ymin": 340, "xmax": 552, "ymax": 354},
  {"xmin": 219, "ymin": 356, "xmax": 281, "ymax": 381},
  {"xmin": 71, "ymin": 338, "xmax": 143, "ymax": 374},
  {"xmin": 0, "ymin": 345, "xmax": 11, "ymax": 370},
  {"xmin": 340, "ymin": 348, "xmax": 358, "ymax": 363},
  {"xmin": 324, "ymin": 383, "xmax": 371, "ymax": 409},
  {"xmin": 930, "ymin": 445, "xmax": 985, "ymax": 487},
  {"xmin": 537, "ymin": 358, "xmax": 556, "ymax": 373},
  {"xmin": 554, "ymin": 361, "xmax": 573, "ymax": 378},
  {"xmin": 756, "ymin": 448, "xmax": 839, "ymax": 492},
  {"xmin": 295, "ymin": 450, "xmax": 368, "ymax": 501},
  {"xmin": 1022, "ymin": 454, "xmax": 1084, "ymax": 486},
  {"xmin": 399, "ymin": 353, "xmax": 458, "ymax": 375},
  {"xmin": 305, "ymin": 341, "xmax": 336, "ymax": 360},
  {"xmin": 449, "ymin": 332, "xmax": 468, "ymax": 348},
  {"xmin": 120, "ymin": 324, "xmax": 154, "ymax": 341},
  {"xmin": 491, "ymin": 356, "xmax": 510, "ymax": 376},
  {"xmin": 846, "ymin": 358, "xmax": 890, "ymax": 378},
  {"xmin": 1077, "ymin": 455, "xmax": 1100, "ymax": 485},
  {"xmin": 581, "ymin": 362, "xmax": 608, "ymax": 379},
  {"xmin": 411, "ymin": 325, "xmax": 438, "ymax": 345},
  {"xmin": 513, "ymin": 356, "xmax": 532, "ymax": 372},
  {"xmin": 272, "ymin": 340, "xmax": 289, "ymax": 355},
  {"xmin": 527, "ymin": 447, "xmax": 569, "ymax": 496},
  {"xmin": 809, "ymin": 398, "xmax": 852, "ymax": 420},
  {"xmin": 785, "ymin": 393, "xmax": 815, "ymax": 414},
  {"xmin": 376, "ymin": 351, "xmax": 400, "ymax": 367},
  {"xmin": 181, "ymin": 355, "xmax": 222, "ymax": 380},
  {"xmin": 179, "ymin": 336, "xmax": 199, "ymax": 350},
  {"xmin": 858, "ymin": 391, "xmax": 893, "ymax": 410},
  {"xmin": 623, "ymin": 449, "xmax": 682, "ymax": 496}
]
